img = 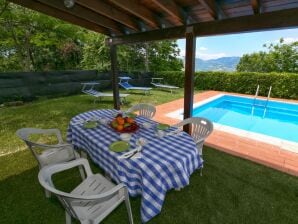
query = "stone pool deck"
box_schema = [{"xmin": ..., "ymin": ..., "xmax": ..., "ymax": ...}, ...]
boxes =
[{"xmin": 153, "ymin": 91, "xmax": 298, "ymax": 176}]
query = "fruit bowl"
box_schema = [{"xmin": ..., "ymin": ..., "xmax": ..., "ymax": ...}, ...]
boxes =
[{"xmin": 110, "ymin": 113, "xmax": 139, "ymax": 133}]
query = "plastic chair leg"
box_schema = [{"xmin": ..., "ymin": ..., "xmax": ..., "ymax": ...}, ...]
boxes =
[
  {"xmin": 65, "ymin": 211, "xmax": 72, "ymax": 224},
  {"xmin": 124, "ymin": 190, "xmax": 134, "ymax": 224},
  {"xmin": 45, "ymin": 189, "xmax": 51, "ymax": 198},
  {"xmin": 80, "ymin": 151, "xmax": 88, "ymax": 159},
  {"xmin": 78, "ymin": 166, "xmax": 86, "ymax": 180}
]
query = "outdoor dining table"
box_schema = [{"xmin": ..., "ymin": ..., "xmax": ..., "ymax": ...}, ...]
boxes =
[{"xmin": 67, "ymin": 109, "xmax": 203, "ymax": 223}]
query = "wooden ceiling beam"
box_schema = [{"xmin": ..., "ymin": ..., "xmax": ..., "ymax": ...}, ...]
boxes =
[
  {"xmin": 110, "ymin": 8, "xmax": 298, "ymax": 45},
  {"xmin": 36, "ymin": 0, "xmax": 123, "ymax": 34},
  {"xmin": 198, "ymin": 0, "xmax": 226, "ymax": 20},
  {"xmin": 251, "ymin": 0, "xmax": 262, "ymax": 14},
  {"xmin": 76, "ymin": 0, "xmax": 139, "ymax": 31},
  {"xmin": 109, "ymin": 0, "xmax": 160, "ymax": 29},
  {"xmin": 8, "ymin": 0, "xmax": 110, "ymax": 35},
  {"xmin": 151, "ymin": 0, "xmax": 185, "ymax": 26}
]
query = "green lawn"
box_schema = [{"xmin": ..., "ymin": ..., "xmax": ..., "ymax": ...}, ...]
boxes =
[{"xmin": 0, "ymin": 89, "xmax": 298, "ymax": 224}]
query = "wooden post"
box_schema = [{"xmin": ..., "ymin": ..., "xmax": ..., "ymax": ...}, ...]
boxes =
[
  {"xmin": 109, "ymin": 40, "xmax": 120, "ymax": 110},
  {"xmin": 183, "ymin": 26, "xmax": 196, "ymax": 133}
]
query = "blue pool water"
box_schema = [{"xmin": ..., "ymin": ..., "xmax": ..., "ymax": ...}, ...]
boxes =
[{"xmin": 193, "ymin": 95, "xmax": 298, "ymax": 142}]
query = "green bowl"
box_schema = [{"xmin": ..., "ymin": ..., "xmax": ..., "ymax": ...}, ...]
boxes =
[
  {"xmin": 83, "ymin": 121, "xmax": 98, "ymax": 129},
  {"xmin": 109, "ymin": 141, "xmax": 130, "ymax": 152},
  {"xmin": 157, "ymin": 123, "xmax": 170, "ymax": 131}
]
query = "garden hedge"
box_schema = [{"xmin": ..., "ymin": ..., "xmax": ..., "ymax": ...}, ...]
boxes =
[
  {"xmin": 156, "ymin": 71, "xmax": 298, "ymax": 100},
  {"xmin": 1, "ymin": 70, "xmax": 297, "ymax": 103}
]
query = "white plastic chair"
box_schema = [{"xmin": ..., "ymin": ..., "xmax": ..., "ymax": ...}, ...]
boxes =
[
  {"xmin": 16, "ymin": 128, "xmax": 84, "ymax": 196},
  {"xmin": 173, "ymin": 117, "xmax": 213, "ymax": 175},
  {"xmin": 127, "ymin": 103, "xmax": 156, "ymax": 119},
  {"xmin": 38, "ymin": 158, "xmax": 134, "ymax": 224}
]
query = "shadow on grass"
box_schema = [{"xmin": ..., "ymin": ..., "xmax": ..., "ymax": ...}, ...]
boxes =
[{"xmin": 1, "ymin": 148, "xmax": 298, "ymax": 224}]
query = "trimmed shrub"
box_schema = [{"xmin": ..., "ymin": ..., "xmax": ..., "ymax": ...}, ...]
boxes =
[{"xmin": 156, "ymin": 71, "xmax": 298, "ymax": 100}]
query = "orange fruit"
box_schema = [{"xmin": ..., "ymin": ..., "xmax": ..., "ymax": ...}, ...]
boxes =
[
  {"xmin": 127, "ymin": 117, "xmax": 134, "ymax": 124},
  {"xmin": 116, "ymin": 117, "xmax": 125, "ymax": 125},
  {"xmin": 117, "ymin": 125, "xmax": 124, "ymax": 131}
]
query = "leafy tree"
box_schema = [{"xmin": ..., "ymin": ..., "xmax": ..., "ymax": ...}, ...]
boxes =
[
  {"xmin": 0, "ymin": 0, "xmax": 183, "ymax": 72},
  {"xmin": 81, "ymin": 38, "xmax": 183, "ymax": 72},
  {"xmin": 237, "ymin": 38, "xmax": 298, "ymax": 73},
  {"xmin": 0, "ymin": 0, "xmax": 85, "ymax": 71},
  {"xmin": 80, "ymin": 33, "xmax": 110, "ymax": 71}
]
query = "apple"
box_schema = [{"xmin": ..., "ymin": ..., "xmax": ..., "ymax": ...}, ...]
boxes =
[{"xmin": 112, "ymin": 120, "xmax": 118, "ymax": 128}]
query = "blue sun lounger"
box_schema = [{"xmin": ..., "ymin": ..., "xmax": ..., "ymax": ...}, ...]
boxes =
[
  {"xmin": 119, "ymin": 77, "xmax": 152, "ymax": 95},
  {"xmin": 151, "ymin": 78, "xmax": 179, "ymax": 93}
]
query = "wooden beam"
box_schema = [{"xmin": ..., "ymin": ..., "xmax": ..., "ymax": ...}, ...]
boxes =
[
  {"xmin": 109, "ymin": 41, "xmax": 120, "ymax": 110},
  {"xmin": 76, "ymin": 0, "xmax": 139, "ymax": 31},
  {"xmin": 109, "ymin": 0, "xmax": 160, "ymax": 29},
  {"xmin": 9, "ymin": 0, "xmax": 110, "ymax": 35},
  {"xmin": 151, "ymin": 0, "xmax": 184, "ymax": 26},
  {"xmin": 36, "ymin": 0, "xmax": 123, "ymax": 34},
  {"xmin": 198, "ymin": 0, "xmax": 226, "ymax": 20},
  {"xmin": 111, "ymin": 8, "xmax": 298, "ymax": 45},
  {"xmin": 183, "ymin": 27, "xmax": 196, "ymax": 134},
  {"xmin": 251, "ymin": 0, "xmax": 261, "ymax": 14}
]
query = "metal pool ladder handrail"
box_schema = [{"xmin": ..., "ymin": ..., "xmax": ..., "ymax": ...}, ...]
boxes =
[
  {"xmin": 253, "ymin": 85, "xmax": 260, "ymax": 106},
  {"xmin": 251, "ymin": 85, "xmax": 272, "ymax": 117},
  {"xmin": 262, "ymin": 86, "xmax": 272, "ymax": 118},
  {"xmin": 264, "ymin": 86, "xmax": 272, "ymax": 108}
]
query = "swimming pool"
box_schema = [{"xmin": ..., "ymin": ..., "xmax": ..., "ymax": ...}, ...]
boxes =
[{"xmin": 191, "ymin": 95, "xmax": 298, "ymax": 143}]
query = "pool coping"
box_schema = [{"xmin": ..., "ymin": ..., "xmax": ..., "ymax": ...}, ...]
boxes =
[{"xmin": 153, "ymin": 91, "xmax": 298, "ymax": 176}]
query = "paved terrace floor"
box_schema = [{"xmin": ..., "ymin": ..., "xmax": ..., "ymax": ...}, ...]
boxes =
[{"xmin": 153, "ymin": 91, "xmax": 298, "ymax": 176}]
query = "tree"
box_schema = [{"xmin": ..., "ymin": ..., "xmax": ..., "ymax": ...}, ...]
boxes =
[
  {"xmin": 0, "ymin": 0, "xmax": 85, "ymax": 71},
  {"xmin": 81, "ymin": 39, "xmax": 183, "ymax": 72},
  {"xmin": 0, "ymin": 0, "xmax": 183, "ymax": 72},
  {"xmin": 80, "ymin": 33, "xmax": 110, "ymax": 71},
  {"xmin": 237, "ymin": 38, "xmax": 298, "ymax": 73}
]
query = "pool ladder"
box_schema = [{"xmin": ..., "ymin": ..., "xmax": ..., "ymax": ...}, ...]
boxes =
[{"xmin": 251, "ymin": 85, "xmax": 272, "ymax": 117}]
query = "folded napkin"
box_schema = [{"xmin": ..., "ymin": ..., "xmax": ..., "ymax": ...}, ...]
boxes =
[
  {"xmin": 118, "ymin": 146, "xmax": 142, "ymax": 159},
  {"xmin": 71, "ymin": 117, "xmax": 101, "ymax": 126},
  {"xmin": 165, "ymin": 129, "xmax": 183, "ymax": 136}
]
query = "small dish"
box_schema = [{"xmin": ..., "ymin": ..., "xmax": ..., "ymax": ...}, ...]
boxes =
[
  {"xmin": 120, "ymin": 133, "xmax": 132, "ymax": 142},
  {"xmin": 142, "ymin": 122, "xmax": 152, "ymax": 129},
  {"xmin": 157, "ymin": 130, "xmax": 165, "ymax": 138},
  {"xmin": 99, "ymin": 118, "xmax": 108, "ymax": 125},
  {"xmin": 109, "ymin": 141, "xmax": 130, "ymax": 152}
]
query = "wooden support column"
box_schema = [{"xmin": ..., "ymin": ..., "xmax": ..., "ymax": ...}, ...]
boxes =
[
  {"xmin": 183, "ymin": 27, "xmax": 196, "ymax": 133},
  {"xmin": 109, "ymin": 40, "xmax": 120, "ymax": 110}
]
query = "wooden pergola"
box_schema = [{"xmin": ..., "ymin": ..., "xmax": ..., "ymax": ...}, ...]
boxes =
[{"xmin": 10, "ymin": 0, "xmax": 298, "ymax": 132}]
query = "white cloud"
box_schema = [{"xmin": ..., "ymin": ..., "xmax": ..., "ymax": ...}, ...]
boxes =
[
  {"xmin": 199, "ymin": 47, "xmax": 208, "ymax": 51},
  {"xmin": 282, "ymin": 37, "xmax": 298, "ymax": 44},
  {"xmin": 179, "ymin": 49, "xmax": 227, "ymax": 60},
  {"xmin": 266, "ymin": 37, "xmax": 298, "ymax": 45},
  {"xmin": 197, "ymin": 52, "xmax": 227, "ymax": 60},
  {"xmin": 179, "ymin": 49, "xmax": 185, "ymax": 57}
]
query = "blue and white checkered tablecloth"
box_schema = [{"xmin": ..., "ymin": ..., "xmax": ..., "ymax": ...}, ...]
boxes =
[{"xmin": 67, "ymin": 109, "xmax": 202, "ymax": 223}]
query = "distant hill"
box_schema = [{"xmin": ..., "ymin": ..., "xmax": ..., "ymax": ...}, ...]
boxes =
[{"xmin": 183, "ymin": 57, "xmax": 241, "ymax": 71}]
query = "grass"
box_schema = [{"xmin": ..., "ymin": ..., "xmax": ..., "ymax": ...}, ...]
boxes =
[
  {"xmin": 0, "ymin": 89, "xmax": 298, "ymax": 224},
  {"xmin": 0, "ymin": 89, "xmax": 185, "ymax": 156}
]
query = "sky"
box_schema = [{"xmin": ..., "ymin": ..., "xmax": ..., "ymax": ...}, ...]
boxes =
[{"xmin": 177, "ymin": 28, "xmax": 298, "ymax": 60}]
